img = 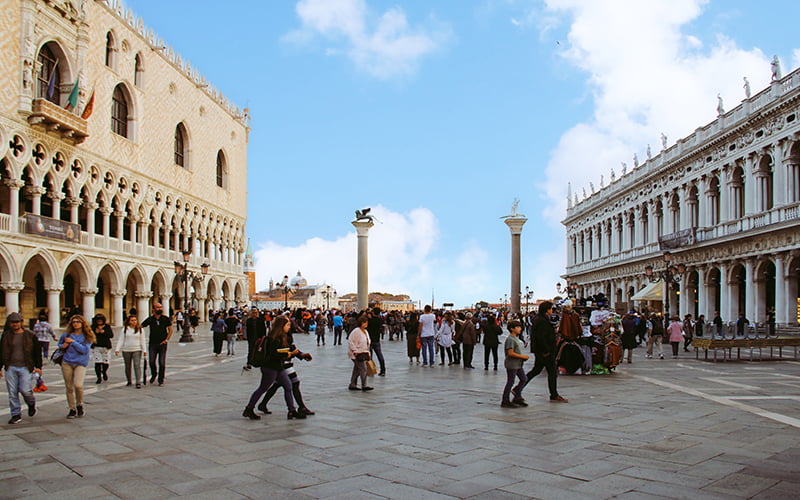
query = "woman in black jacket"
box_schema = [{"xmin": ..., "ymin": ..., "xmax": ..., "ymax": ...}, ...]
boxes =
[
  {"xmin": 91, "ymin": 314, "xmax": 114, "ymax": 384},
  {"xmin": 243, "ymin": 316, "xmax": 301, "ymax": 420}
]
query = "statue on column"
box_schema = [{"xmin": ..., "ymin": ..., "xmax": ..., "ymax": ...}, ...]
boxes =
[
  {"xmin": 771, "ymin": 55, "xmax": 782, "ymax": 81},
  {"xmin": 743, "ymin": 76, "xmax": 751, "ymax": 98}
]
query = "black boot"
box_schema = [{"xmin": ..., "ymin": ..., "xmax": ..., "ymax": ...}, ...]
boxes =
[
  {"xmin": 287, "ymin": 409, "xmax": 307, "ymax": 420},
  {"xmin": 242, "ymin": 407, "xmax": 261, "ymax": 420},
  {"xmin": 102, "ymin": 363, "xmax": 109, "ymax": 381},
  {"xmin": 257, "ymin": 400, "xmax": 271, "ymax": 414},
  {"xmin": 95, "ymin": 363, "xmax": 103, "ymax": 383}
]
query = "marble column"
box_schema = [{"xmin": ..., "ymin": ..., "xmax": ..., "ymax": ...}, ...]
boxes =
[
  {"xmin": 4, "ymin": 180, "xmax": 23, "ymax": 231},
  {"xmin": 80, "ymin": 287, "xmax": 97, "ymax": 319},
  {"xmin": 46, "ymin": 286, "xmax": 63, "ymax": 327},
  {"xmin": 1, "ymin": 282, "xmax": 25, "ymax": 315},
  {"xmin": 352, "ymin": 218, "xmax": 374, "ymax": 311},
  {"xmin": 504, "ymin": 215, "xmax": 527, "ymax": 315},
  {"xmin": 744, "ymin": 259, "xmax": 755, "ymax": 321},
  {"xmin": 774, "ymin": 254, "xmax": 787, "ymax": 326},
  {"xmin": 110, "ymin": 290, "xmax": 125, "ymax": 327}
]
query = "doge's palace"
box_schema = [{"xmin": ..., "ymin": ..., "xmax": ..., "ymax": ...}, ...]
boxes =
[
  {"xmin": 0, "ymin": 0, "xmax": 250, "ymax": 326},
  {"xmin": 563, "ymin": 66, "xmax": 800, "ymax": 328}
]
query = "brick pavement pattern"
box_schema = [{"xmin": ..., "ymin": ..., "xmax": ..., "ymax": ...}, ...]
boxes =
[{"xmin": 2, "ymin": 328, "xmax": 799, "ymax": 499}]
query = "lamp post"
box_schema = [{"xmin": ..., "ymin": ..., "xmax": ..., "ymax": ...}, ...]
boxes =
[
  {"xmin": 644, "ymin": 251, "xmax": 686, "ymax": 319},
  {"xmin": 321, "ymin": 284, "xmax": 333, "ymax": 310},
  {"xmin": 173, "ymin": 250, "xmax": 209, "ymax": 342},
  {"xmin": 524, "ymin": 286, "xmax": 534, "ymax": 314},
  {"xmin": 282, "ymin": 275, "xmax": 290, "ymax": 310}
]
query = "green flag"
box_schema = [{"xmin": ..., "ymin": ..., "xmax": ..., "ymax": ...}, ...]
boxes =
[{"xmin": 65, "ymin": 78, "xmax": 79, "ymax": 110}]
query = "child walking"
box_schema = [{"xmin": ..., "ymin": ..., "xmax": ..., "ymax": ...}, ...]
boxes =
[{"xmin": 501, "ymin": 320, "xmax": 529, "ymax": 408}]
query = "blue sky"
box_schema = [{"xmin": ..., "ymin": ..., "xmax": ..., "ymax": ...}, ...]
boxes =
[{"xmin": 128, "ymin": 0, "xmax": 800, "ymax": 308}]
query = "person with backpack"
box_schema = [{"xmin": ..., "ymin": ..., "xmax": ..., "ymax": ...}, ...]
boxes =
[
  {"xmin": 114, "ymin": 315, "xmax": 147, "ymax": 388},
  {"xmin": 244, "ymin": 309, "xmax": 266, "ymax": 370},
  {"xmin": 242, "ymin": 316, "xmax": 302, "ymax": 420},
  {"xmin": 646, "ymin": 313, "xmax": 664, "ymax": 359}
]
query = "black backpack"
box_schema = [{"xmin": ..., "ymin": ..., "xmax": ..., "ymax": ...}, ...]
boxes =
[{"xmin": 250, "ymin": 337, "xmax": 268, "ymax": 367}]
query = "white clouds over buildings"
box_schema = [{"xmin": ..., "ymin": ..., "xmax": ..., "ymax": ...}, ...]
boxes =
[{"xmin": 286, "ymin": 0, "xmax": 449, "ymax": 78}]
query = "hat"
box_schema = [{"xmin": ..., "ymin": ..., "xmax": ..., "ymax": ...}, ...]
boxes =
[
  {"xmin": 6, "ymin": 312, "xmax": 23, "ymax": 323},
  {"xmin": 563, "ymin": 299, "xmax": 573, "ymax": 307},
  {"xmin": 465, "ymin": 312, "xmax": 473, "ymax": 319}
]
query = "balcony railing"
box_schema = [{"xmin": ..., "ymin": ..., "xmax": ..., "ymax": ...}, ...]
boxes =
[{"xmin": 28, "ymin": 98, "xmax": 89, "ymax": 144}]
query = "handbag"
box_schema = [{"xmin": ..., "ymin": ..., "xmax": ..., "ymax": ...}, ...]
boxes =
[
  {"xmin": 365, "ymin": 359, "xmax": 378, "ymax": 376},
  {"xmin": 51, "ymin": 347, "xmax": 66, "ymax": 365}
]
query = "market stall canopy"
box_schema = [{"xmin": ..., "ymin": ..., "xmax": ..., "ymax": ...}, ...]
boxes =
[{"xmin": 631, "ymin": 281, "xmax": 662, "ymax": 301}]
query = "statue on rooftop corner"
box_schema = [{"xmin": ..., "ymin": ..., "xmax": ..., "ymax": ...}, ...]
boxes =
[
  {"xmin": 610, "ymin": 168, "xmax": 616, "ymax": 182},
  {"xmin": 743, "ymin": 77, "xmax": 751, "ymax": 98},
  {"xmin": 646, "ymin": 144, "xmax": 652, "ymax": 159},
  {"xmin": 633, "ymin": 153, "xmax": 639, "ymax": 168},
  {"xmin": 717, "ymin": 93, "xmax": 725, "ymax": 115},
  {"xmin": 621, "ymin": 162, "xmax": 627, "ymax": 175},
  {"xmin": 771, "ymin": 55, "xmax": 782, "ymax": 81},
  {"xmin": 661, "ymin": 133, "xmax": 668, "ymax": 150}
]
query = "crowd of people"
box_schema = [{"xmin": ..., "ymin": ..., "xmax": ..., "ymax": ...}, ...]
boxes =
[{"xmin": 5, "ymin": 297, "xmax": 734, "ymax": 424}]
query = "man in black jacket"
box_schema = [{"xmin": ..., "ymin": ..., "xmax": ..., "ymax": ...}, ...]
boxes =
[
  {"xmin": 0, "ymin": 312, "xmax": 43, "ymax": 423},
  {"xmin": 367, "ymin": 307, "xmax": 386, "ymax": 376},
  {"xmin": 523, "ymin": 302, "xmax": 567, "ymax": 402}
]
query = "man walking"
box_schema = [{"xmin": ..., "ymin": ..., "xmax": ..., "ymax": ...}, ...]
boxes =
[
  {"xmin": 0, "ymin": 312, "xmax": 43, "ymax": 424},
  {"xmin": 460, "ymin": 312, "xmax": 478, "ymax": 369},
  {"xmin": 367, "ymin": 307, "xmax": 386, "ymax": 376},
  {"xmin": 523, "ymin": 302, "xmax": 567, "ymax": 403},
  {"xmin": 142, "ymin": 303, "xmax": 172, "ymax": 386}
]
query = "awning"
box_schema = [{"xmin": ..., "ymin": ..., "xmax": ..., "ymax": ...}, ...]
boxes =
[{"xmin": 631, "ymin": 281, "xmax": 662, "ymax": 301}]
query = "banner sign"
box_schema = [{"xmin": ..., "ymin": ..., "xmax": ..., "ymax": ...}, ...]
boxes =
[
  {"xmin": 24, "ymin": 214, "xmax": 80, "ymax": 243},
  {"xmin": 658, "ymin": 228, "xmax": 695, "ymax": 251}
]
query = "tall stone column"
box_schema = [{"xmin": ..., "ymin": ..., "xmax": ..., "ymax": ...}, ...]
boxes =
[
  {"xmin": 352, "ymin": 219, "xmax": 374, "ymax": 311},
  {"xmin": 46, "ymin": 286, "xmax": 63, "ymax": 327},
  {"xmin": 504, "ymin": 215, "xmax": 527, "ymax": 316},
  {"xmin": 774, "ymin": 254, "xmax": 787, "ymax": 326},
  {"xmin": 135, "ymin": 291, "xmax": 153, "ymax": 323},
  {"xmin": 1, "ymin": 282, "xmax": 25, "ymax": 315},
  {"xmin": 80, "ymin": 287, "xmax": 97, "ymax": 319}
]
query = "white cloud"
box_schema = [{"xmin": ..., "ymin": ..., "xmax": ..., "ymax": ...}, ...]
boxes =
[
  {"xmin": 285, "ymin": 0, "xmax": 449, "ymax": 78},
  {"xmin": 253, "ymin": 205, "xmax": 438, "ymax": 299},
  {"xmin": 530, "ymin": 0, "xmax": 796, "ymax": 298}
]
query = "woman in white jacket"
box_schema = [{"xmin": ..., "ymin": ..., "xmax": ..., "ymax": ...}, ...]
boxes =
[
  {"xmin": 437, "ymin": 311, "xmax": 455, "ymax": 366},
  {"xmin": 114, "ymin": 316, "xmax": 147, "ymax": 388}
]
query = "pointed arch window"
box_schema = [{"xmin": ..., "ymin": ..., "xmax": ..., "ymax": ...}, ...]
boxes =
[
  {"xmin": 134, "ymin": 52, "xmax": 144, "ymax": 87},
  {"xmin": 111, "ymin": 85, "xmax": 129, "ymax": 138},
  {"xmin": 105, "ymin": 31, "xmax": 116, "ymax": 68},
  {"xmin": 175, "ymin": 123, "xmax": 187, "ymax": 167},
  {"xmin": 216, "ymin": 150, "xmax": 227, "ymax": 188},
  {"xmin": 37, "ymin": 44, "xmax": 60, "ymax": 104}
]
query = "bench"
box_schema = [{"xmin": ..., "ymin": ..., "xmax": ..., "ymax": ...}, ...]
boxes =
[{"xmin": 692, "ymin": 337, "xmax": 800, "ymax": 361}]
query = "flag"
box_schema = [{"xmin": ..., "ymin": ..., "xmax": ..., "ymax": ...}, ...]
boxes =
[
  {"xmin": 46, "ymin": 60, "xmax": 58, "ymax": 99},
  {"xmin": 65, "ymin": 78, "xmax": 79, "ymax": 110},
  {"xmin": 80, "ymin": 88, "xmax": 95, "ymax": 120}
]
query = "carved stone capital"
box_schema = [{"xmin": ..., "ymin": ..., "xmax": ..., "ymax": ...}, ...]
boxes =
[
  {"xmin": 80, "ymin": 287, "xmax": 98, "ymax": 296},
  {"xmin": 0, "ymin": 282, "xmax": 25, "ymax": 292}
]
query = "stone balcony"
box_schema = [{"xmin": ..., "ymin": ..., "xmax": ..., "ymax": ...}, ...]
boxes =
[{"xmin": 27, "ymin": 98, "xmax": 89, "ymax": 144}]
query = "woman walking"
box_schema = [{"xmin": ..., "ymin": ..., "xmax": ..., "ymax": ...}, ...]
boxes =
[
  {"xmin": 348, "ymin": 315, "xmax": 372, "ymax": 391},
  {"xmin": 242, "ymin": 316, "xmax": 301, "ymax": 420},
  {"xmin": 114, "ymin": 315, "xmax": 147, "ymax": 388},
  {"xmin": 58, "ymin": 315, "xmax": 95, "ymax": 418},
  {"xmin": 91, "ymin": 314, "xmax": 113, "ymax": 384},
  {"xmin": 436, "ymin": 312, "xmax": 455, "ymax": 366},
  {"xmin": 405, "ymin": 311, "xmax": 420, "ymax": 364},
  {"xmin": 210, "ymin": 313, "xmax": 226, "ymax": 357},
  {"xmin": 667, "ymin": 315, "xmax": 684, "ymax": 358}
]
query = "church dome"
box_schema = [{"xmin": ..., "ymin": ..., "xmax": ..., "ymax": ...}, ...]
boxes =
[{"xmin": 289, "ymin": 271, "xmax": 308, "ymax": 288}]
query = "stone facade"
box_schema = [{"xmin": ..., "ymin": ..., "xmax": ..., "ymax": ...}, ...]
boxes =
[
  {"xmin": 564, "ymin": 68, "xmax": 800, "ymax": 328},
  {"xmin": 0, "ymin": 0, "xmax": 250, "ymax": 326}
]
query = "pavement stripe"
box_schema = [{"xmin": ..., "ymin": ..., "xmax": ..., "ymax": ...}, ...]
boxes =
[{"xmin": 633, "ymin": 373, "xmax": 800, "ymax": 430}]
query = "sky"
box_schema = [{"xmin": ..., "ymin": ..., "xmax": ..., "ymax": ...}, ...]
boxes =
[{"xmin": 126, "ymin": 0, "xmax": 800, "ymax": 308}]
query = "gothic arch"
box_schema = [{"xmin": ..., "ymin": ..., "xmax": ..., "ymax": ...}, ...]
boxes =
[
  {"xmin": 0, "ymin": 243, "xmax": 19, "ymax": 282},
  {"xmin": 20, "ymin": 249, "xmax": 58, "ymax": 287}
]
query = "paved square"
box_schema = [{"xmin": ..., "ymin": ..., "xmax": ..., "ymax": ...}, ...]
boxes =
[{"xmin": 2, "ymin": 328, "xmax": 799, "ymax": 499}]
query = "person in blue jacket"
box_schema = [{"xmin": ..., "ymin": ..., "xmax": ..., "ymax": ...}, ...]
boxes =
[{"xmin": 58, "ymin": 315, "xmax": 95, "ymax": 419}]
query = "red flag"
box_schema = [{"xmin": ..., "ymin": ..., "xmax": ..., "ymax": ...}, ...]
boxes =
[{"xmin": 80, "ymin": 88, "xmax": 95, "ymax": 119}]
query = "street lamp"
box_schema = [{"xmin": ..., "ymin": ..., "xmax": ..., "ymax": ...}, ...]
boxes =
[
  {"xmin": 321, "ymin": 284, "xmax": 333, "ymax": 310},
  {"xmin": 282, "ymin": 275, "xmax": 290, "ymax": 310},
  {"xmin": 644, "ymin": 251, "xmax": 686, "ymax": 319},
  {"xmin": 173, "ymin": 250, "xmax": 209, "ymax": 342},
  {"xmin": 524, "ymin": 286, "xmax": 534, "ymax": 313}
]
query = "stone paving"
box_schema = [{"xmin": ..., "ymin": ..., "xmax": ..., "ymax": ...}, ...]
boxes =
[{"xmin": 2, "ymin": 326, "xmax": 799, "ymax": 499}]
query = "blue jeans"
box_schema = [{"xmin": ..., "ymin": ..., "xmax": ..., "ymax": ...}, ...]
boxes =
[
  {"xmin": 370, "ymin": 342, "xmax": 385, "ymax": 373},
  {"xmin": 421, "ymin": 336, "xmax": 435, "ymax": 365},
  {"xmin": 4, "ymin": 366, "xmax": 36, "ymax": 417},
  {"xmin": 503, "ymin": 367, "xmax": 527, "ymax": 403}
]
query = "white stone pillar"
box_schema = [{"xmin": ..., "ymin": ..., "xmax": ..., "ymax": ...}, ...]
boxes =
[
  {"xmin": 135, "ymin": 291, "xmax": 153, "ymax": 322},
  {"xmin": 100, "ymin": 206, "xmax": 112, "ymax": 238},
  {"xmin": 81, "ymin": 288, "xmax": 97, "ymax": 319},
  {"xmin": 49, "ymin": 192, "xmax": 64, "ymax": 220},
  {"xmin": 66, "ymin": 197, "xmax": 81, "ymax": 224},
  {"xmin": 352, "ymin": 219, "xmax": 375, "ymax": 311},
  {"xmin": 1, "ymin": 282, "xmax": 25, "ymax": 315},
  {"xmin": 696, "ymin": 267, "xmax": 707, "ymax": 322},
  {"xmin": 773, "ymin": 142, "xmax": 787, "ymax": 207},
  {"xmin": 110, "ymin": 290, "xmax": 128, "ymax": 326},
  {"xmin": 26, "ymin": 186, "xmax": 45, "ymax": 215},
  {"xmin": 4, "ymin": 180, "xmax": 22, "ymax": 230},
  {"xmin": 744, "ymin": 155, "xmax": 756, "ymax": 216},
  {"xmin": 775, "ymin": 254, "xmax": 787, "ymax": 326},
  {"xmin": 744, "ymin": 259, "xmax": 755, "ymax": 321},
  {"xmin": 85, "ymin": 202, "xmax": 97, "ymax": 235},
  {"xmin": 719, "ymin": 169, "xmax": 730, "ymax": 222},
  {"xmin": 46, "ymin": 286, "xmax": 63, "ymax": 327}
]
